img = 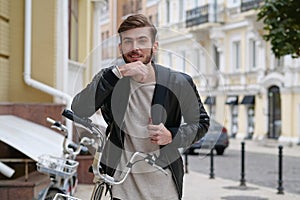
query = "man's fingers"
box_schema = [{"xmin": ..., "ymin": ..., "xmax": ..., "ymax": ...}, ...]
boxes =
[
  {"xmin": 150, "ymin": 135, "xmax": 160, "ymax": 144},
  {"xmin": 148, "ymin": 123, "xmax": 171, "ymax": 145}
]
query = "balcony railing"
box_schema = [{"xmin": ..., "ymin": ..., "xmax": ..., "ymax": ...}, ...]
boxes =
[
  {"xmin": 185, "ymin": 3, "xmax": 222, "ymax": 28},
  {"xmin": 186, "ymin": 4, "xmax": 209, "ymax": 28},
  {"xmin": 241, "ymin": 0, "xmax": 264, "ymax": 12}
]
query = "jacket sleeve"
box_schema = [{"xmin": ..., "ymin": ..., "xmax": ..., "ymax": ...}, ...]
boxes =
[
  {"xmin": 169, "ymin": 73, "xmax": 210, "ymax": 149},
  {"xmin": 71, "ymin": 66, "xmax": 119, "ymax": 117}
]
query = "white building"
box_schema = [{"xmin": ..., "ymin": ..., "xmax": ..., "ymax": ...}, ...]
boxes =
[{"xmin": 157, "ymin": 0, "xmax": 300, "ymax": 144}]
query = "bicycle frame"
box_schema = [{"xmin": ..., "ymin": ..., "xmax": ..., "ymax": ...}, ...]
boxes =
[
  {"xmin": 62, "ymin": 109, "xmax": 168, "ymax": 200},
  {"xmin": 37, "ymin": 117, "xmax": 93, "ymax": 200}
]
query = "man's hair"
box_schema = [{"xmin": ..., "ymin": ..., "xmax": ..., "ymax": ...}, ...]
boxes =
[{"xmin": 118, "ymin": 14, "xmax": 157, "ymax": 43}]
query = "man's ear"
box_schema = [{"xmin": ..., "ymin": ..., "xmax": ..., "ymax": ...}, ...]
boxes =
[
  {"xmin": 152, "ymin": 41, "xmax": 158, "ymax": 54},
  {"xmin": 118, "ymin": 43, "xmax": 122, "ymax": 54}
]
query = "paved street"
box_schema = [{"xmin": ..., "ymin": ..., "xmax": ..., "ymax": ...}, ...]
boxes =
[
  {"xmin": 187, "ymin": 138, "xmax": 300, "ymax": 195},
  {"xmin": 188, "ymin": 149, "xmax": 300, "ymax": 195}
]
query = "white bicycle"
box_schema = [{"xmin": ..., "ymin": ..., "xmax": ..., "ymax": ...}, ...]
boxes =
[
  {"xmin": 36, "ymin": 117, "xmax": 93, "ymax": 200},
  {"xmin": 57, "ymin": 109, "xmax": 168, "ymax": 200}
]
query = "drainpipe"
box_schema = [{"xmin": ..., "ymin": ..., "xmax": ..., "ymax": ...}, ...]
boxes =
[
  {"xmin": 0, "ymin": 162, "xmax": 15, "ymax": 178},
  {"xmin": 24, "ymin": 0, "xmax": 73, "ymax": 138}
]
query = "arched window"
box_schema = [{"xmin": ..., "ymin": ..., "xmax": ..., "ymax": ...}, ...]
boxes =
[{"xmin": 268, "ymin": 86, "xmax": 281, "ymax": 139}]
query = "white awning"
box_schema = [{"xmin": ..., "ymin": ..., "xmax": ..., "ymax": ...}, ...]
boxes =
[{"xmin": 0, "ymin": 115, "xmax": 65, "ymax": 161}]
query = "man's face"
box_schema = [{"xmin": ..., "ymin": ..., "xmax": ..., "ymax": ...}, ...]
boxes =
[{"xmin": 119, "ymin": 27, "xmax": 157, "ymax": 64}]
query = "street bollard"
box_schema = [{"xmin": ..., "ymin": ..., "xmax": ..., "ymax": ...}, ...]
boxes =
[
  {"xmin": 184, "ymin": 153, "xmax": 188, "ymax": 174},
  {"xmin": 240, "ymin": 141, "xmax": 246, "ymax": 187},
  {"xmin": 209, "ymin": 149, "xmax": 215, "ymax": 179},
  {"xmin": 277, "ymin": 145, "xmax": 284, "ymax": 194}
]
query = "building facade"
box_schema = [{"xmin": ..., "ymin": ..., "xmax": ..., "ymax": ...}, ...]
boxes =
[
  {"xmin": 3, "ymin": 0, "xmax": 298, "ymax": 143},
  {"xmin": 0, "ymin": 1, "xmax": 102, "ymax": 195},
  {"xmin": 1, "ymin": 1, "xmax": 299, "ymax": 192},
  {"xmin": 97, "ymin": 0, "xmax": 300, "ymax": 144},
  {"xmin": 0, "ymin": 0, "xmax": 104, "ymax": 104},
  {"xmin": 158, "ymin": 0, "xmax": 300, "ymax": 143}
]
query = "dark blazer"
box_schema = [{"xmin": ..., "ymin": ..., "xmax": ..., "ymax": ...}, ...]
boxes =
[{"xmin": 71, "ymin": 63, "xmax": 210, "ymax": 199}]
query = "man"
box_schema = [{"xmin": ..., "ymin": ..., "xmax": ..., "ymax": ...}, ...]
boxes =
[{"xmin": 71, "ymin": 14, "xmax": 210, "ymax": 200}]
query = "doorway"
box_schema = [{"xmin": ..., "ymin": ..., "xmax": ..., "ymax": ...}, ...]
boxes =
[{"xmin": 268, "ymin": 86, "xmax": 281, "ymax": 139}]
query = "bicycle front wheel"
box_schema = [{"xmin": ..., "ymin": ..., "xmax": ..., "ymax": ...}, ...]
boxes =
[
  {"xmin": 91, "ymin": 182, "xmax": 112, "ymax": 200},
  {"xmin": 45, "ymin": 188, "xmax": 64, "ymax": 200}
]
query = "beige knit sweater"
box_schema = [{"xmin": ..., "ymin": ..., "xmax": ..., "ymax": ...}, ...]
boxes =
[{"xmin": 112, "ymin": 79, "xmax": 178, "ymax": 200}]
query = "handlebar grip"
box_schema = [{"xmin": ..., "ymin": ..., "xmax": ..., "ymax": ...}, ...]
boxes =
[
  {"xmin": 46, "ymin": 117, "xmax": 67, "ymax": 131},
  {"xmin": 62, "ymin": 109, "xmax": 74, "ymax": 121},
  {"xmin": 62, "ymin": 109, "xmax": 92, "ymax": 128},
  {"xmin": 46, "ymin": 117, "xmax": 56, "ymax": 124}
]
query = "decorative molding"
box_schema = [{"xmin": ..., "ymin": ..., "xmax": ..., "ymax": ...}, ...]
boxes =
[
  {"xmin": 159, "ymin": 33, "xmax": 194, "ymax": 45},
  {"xmin": 259, "ymin": 72, "xmax": 285, "ymax": 88},
  {"xmin": 221, "ymin": 20, "xmax": 249, "ymax": 31}
]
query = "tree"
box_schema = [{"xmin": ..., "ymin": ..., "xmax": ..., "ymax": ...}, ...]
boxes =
[{"xmin": 257, "ymin": 0, "xmax": 300, "ymax": 58}]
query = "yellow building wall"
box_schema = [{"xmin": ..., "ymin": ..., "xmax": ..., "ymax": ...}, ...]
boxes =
[
  {"xmin": 238, "ymin": 102, "xmax": 247, "ymax": 136},
  {"xmin": 9, "ymin": 0, "xmax": 56, "ymax": 102},
  {"xmin": 216, "ymin": 95, "xmax": 226, "ymax": 124},
  {"xmin": 254, "ymin": 95, "xmax": 267, "ymax": 138},
  {"xmin": 78, "ymin": 0, "xmax": 91, "ymax": 63},
  {"xmin": 78, "ymin": 0, "xmax": 99, "ymax": 84},
  {"xmin": 294, "ymin": 94, "xmax": 300, "ymax": 139},
  {"xmin": 0, "ymin": 0, "xmax": 10, "ymax": 101},
  {"xmin": 69, "ymin": 1, "xmax": 78, "ymax": 61},
  {"xmin": 281, "ymin": 93, "xmax": 292, "ymax": 138}
]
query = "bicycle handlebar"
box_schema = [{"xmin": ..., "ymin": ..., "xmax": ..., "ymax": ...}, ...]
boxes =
[
  {"xmin": 46, "ymin": 117, "xmax": 67, "ymax": 132},
  {"xmin": 62, "ymin": 109, "xmax": 93, "ymax": 129},
  {"xmin": 61, "ymin": 109, "xmax": 168, "ymax": 186},
  {"xmin": 46, "ymin": 116, "xmax": 94, "ymax": 158},
  {"xmin": 95, "ymin": 152, "xmax": 168, "ymax": 185}
]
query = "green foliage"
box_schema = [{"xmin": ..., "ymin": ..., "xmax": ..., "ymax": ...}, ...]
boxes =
[{"xmin": 257, "ymin": 0, "xmax": 300, "ymax": 58}]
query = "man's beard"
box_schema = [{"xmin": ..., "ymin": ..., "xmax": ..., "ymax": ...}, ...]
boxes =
[{"xmin": 122, "ymin": 49, "xmax": 153, "ymax": 65}]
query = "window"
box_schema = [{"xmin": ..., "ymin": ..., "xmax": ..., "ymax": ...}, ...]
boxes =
[
  {"xmin": 249, "ymin": 39, "xmax": 257, "ymax": 69},
  {"xmin": 231, "ymin": 105, "xmax": 239, "ymax": 138},
  {"xmin": 247, "ymin": 106, "xmax": 255, "ymax": 139},
  {"xmin": 275, "ymin": 57, "xmax": 284, "ymax": 69},
  {"xmin": 166, "ymin": 0, "xmax": 170, "ymax": 23},
  {"xmin": 179, "ymin": 0, "xmax": 185, "ymax": 20},
  {"xmin": 196, "ymin": 50, "xmax": 200, "ymax": 71},
  {"xmin": 167, "ymin": 52, "xmax": 173, "ymax": 67},
  {"xmin": 149, "ymin": 15, "xmax": 153, "ymax": 23},
  {"xmin": 232, "ymin": 41, "xmax": 241, "ymax": 70},
  {"xmin": 181, "ymin": 50, "xmax": 186, "ymax": 72},
  {"xmin": 68, "ymin": 0, "xmax": 79, "ymax": 60},
  {"xmin": 214, "ymin": 45, "xmax": 220, "ymax": 70}
]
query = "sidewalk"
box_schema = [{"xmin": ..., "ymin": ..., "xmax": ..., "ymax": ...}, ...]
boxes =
[
  {"xmin": 183, "ymin": 171, "xmax": 300, "ymax": 200},
  {"xmin": 73, "ymin": 138, "xmax": 300, "ymax": 199},
  {"xmin": 74, "ymin": 170, "xmax": 300, "ymax": 200},
  {"xmin": 228, "ymin": 137, "xmax": 300, "ymax": 157}
]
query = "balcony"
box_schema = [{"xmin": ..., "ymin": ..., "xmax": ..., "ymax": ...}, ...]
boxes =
[
  {"xmin": 186, "ymin": 4, "xmax": 222, "ymax": 28},
  {"xmin": 241, "ymin": 0, "xmax": 264, "ymax": 12},
  {"xmin": 186, "ymin": 5, "xmax": 209, "ymax": 28}
]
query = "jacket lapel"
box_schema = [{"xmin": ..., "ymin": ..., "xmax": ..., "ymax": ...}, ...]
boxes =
[
  {"xmin": 111, "ymin": 77, "xmax": 130, "ymax": 126},
  {"xmin": 151, "ymin": 64, "xmax": 171, "ymax": 125}
]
